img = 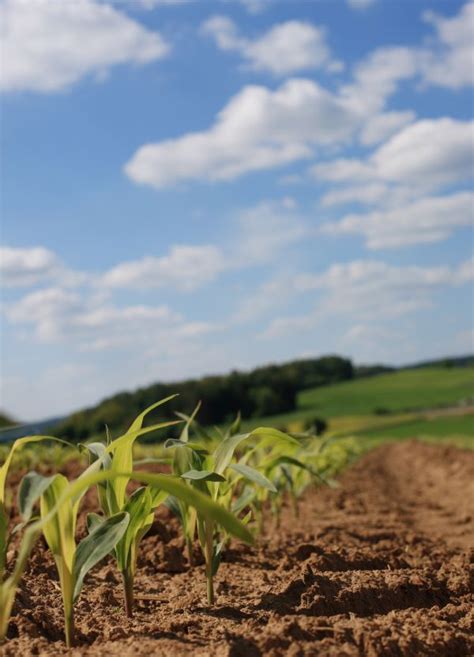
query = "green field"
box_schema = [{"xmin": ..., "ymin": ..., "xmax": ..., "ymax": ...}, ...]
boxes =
[
  {"xmin": 239, "ymin": 366, "xmax": 474, "ymax": 442},
  {"xmin": 299, "ymin": 366, "xmax": 474, "ymax": 416}
]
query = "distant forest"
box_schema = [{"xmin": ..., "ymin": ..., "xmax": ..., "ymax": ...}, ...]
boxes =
[
  {"xmin": 57, "ymin": 355, "xmax": 361, "ymax": 441},
  {"xmin": 27, "ymin": 354, "xmax": 473, "ymax": 443}
]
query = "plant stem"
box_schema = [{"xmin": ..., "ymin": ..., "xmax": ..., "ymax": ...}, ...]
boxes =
[
  {"xmin": 64, "ymin": 604, "xmax": 74, "ymax": 649},
  {"xmin": 122, "ymin": 569, "xmax": 134, "ymax": 618},
  {"xmin": 58, "ymin": 562, "xmax": 75, "ymax": 648},
  {"xmin": 204, "ymin": 521, "xmax": 214, "ymax": 605},
  {"xmin": 291, "ymin": 492, "xmax": 299, "ymax": 518},
  {"xmin": 186, "ymin": 536, "xmax": 194, "ymax": 567}
]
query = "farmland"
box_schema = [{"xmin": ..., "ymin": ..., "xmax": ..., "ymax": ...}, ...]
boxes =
[
  {"xmin": 0, "ymin": 365, "xmax": 473, "ymax": 657},
  {"xmin": 238, "ymin": 365, "xmax": 474, "ymax": 443}
]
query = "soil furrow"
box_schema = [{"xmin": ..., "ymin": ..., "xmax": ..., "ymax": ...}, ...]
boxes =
[{"xmin": 1, "ymin": 440, "xmax": 473, "ymax": 657}]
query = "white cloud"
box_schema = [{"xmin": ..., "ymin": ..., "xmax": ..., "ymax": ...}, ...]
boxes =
[
  {"xmin": 1, "ymin": 246, "xmax": 60, "ymax": 287},
  {"xmin": 0, "ymin": 245, "xmax": 85, "ymax": 287},
  {"xmin": 341, "ymin": 46, "xmax": 417, "ymax": 115},
  {"xmin": 202, "ymin": 17, "xmax": 342, "ymax": 75},
  {"xmin": 347, "ymin": 0, "xmax": 377, "ymax": 9},
  {"xmin": 4, "ymin": 284, "xmax": 210, "ymax": 350},
  {"xmin": 322, "ymin": 192, "xmax": 474, "ymax": 249},
  {"xmin": 420, "ymin": 1, "xmax": 474, "ymax": 89},
  {"xmin": 234, "ymin": 0, "xmax": 272, "ymax": 14},
  {"xmin": 321, "ymin": 183, "xmax": 392, "ymax": 208},
  {"xmin": 262, "ymin": 258, "xmax": 472, "ymax": 338},
  {"xmin": 235, "ymin": 199, "xmax": 309, "ymax": 266},
  {"xmin": 314, "ymin": 118, "xmax": 474, "ymax": 191},
  {"xmin": 341, "ymin": 1, "xmax": 473, "ymax": 117},
  {"xmin": 102, "ymin": 244, "xmax": 226, "ymax": 290},
  {"xmin": 103, "ymin": 198, "xmax": 309, "ymax": 290},
  {"xmin": 125, "ymin": 78, "xmax": 357, "ymax": 188},
  {"xmin": 372, "ymin": 118, "xmax": 473, "ymax": 188},
  {"xmin": 359, "ymin": 110, "xmax": 416, "ymax": 146},
  {"xmin": 1, "ymin": 0, "xmax": 169, "ymax": 93}
]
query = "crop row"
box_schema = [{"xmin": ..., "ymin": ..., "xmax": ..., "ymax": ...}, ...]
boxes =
[{"xmin": 0, "ymin": 395, "xmax": 357, "ymax": 647}]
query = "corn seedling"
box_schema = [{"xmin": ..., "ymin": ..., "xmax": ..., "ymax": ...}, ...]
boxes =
[
  {"xmin": 0, "ymin": 436, "xmax": 70, "ymax": 583},
  {"xmin": 19, "ymin": 464, "xmax": 130, "ymax": 647},
  {"xmin": 166, "ymin": 411, "xmax": 298, "ymax": 604},
  {"xmin": 82, "ymin": 397, "xmax": 254, "ymax": 615}
]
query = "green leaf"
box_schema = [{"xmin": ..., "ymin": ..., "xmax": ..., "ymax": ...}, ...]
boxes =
[
  {"xmin": 127, "ymin": 395, "xmax": 179, "ymax": 434},
  {"xmin": 0, "ymin": 506, "xmax": 8, "ymax": 577},
  {"xmin": 229, "ymin": 463, "xmax": 277, "ymax": 493},
  {"xmin": 213, "ymin": 427, "xmax": 298, "ymax": 475},
  {"xmin": 164, "ymin": 439, "xmax": 207, "ymax": 452},
  {"xmin": 40, "ymin": 473, "xmax": 76, "ymax": 571},
  {"xmin": 132, "ymin": 472, "xmax": 253, "ymax": 544},
  {"xmin": 86, "ymin": 513, "xmax": 105, "ymax": 534},
  {"xmin": 133, "ymin": 457, "xmax": 173, "ymax": 466},
  {"xmin": 18, "ymin": 471, "xmax": 57, "ymax": 522},
  {"xmin": 80, "ymin": 442, "xmax": 111, "ymax": 470},
  {"xmin": 0, "ymin": 435, "xmax": 70, "ymax": 507},
  {"xmin": 116, "ymin": 488, "xmax": 153, "ymax": 571},
  {"xmin": 231, "ymin": 488, "xmax": 255, "ymax": 515},
  {"xmin": 181, "ymin": 470, "xmax": 226, "ymax": 483},
  {"xmin": 73, "ymin": 512, "xmax": 129, "ymax": 601},
  {"xmin": 108, "ymin": 419, "xmax": 181, "ymax": 510},
  {"xmin": 225, "ymin": 412, "xmax": 241, "ymax": 439},
  {"xmin": 211, "ymin": 540, "xmax": 225, "ymax": 577},
  {"xmin": 176, "ymin": 401, "xmax": 201, "ymax": 443},
  {"xmin": 164, "ymin": 495, "xmax": 183, "ymax": 523}
]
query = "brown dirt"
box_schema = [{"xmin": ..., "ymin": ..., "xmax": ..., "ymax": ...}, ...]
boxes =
[{"xmin": 2, "ymin": 440, "xmax": 473, "ymax": 657}]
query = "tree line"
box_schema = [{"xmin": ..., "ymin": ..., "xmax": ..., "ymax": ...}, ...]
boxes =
[{"xmin": 57, "ymin": 355, "xmax": 355, "ymax": 442}]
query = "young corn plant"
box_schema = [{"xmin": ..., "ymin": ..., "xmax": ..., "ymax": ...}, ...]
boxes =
[
  {"xmin": 81, "ymin": 395, "xmax": 181, "ymax": 617},
  {"xmin": 0, "ymin": 436, "xmax": 63, "ymax": 642},
  {"xmin": 18, "ymin": 465, "xmax": 130, "ymax": 648},
  {"xmin": 0, "ymin": 459, "xmax": 132, "ymax": 645},
  {"xmin": 166, "ymin": 412, "xmax": 298, "ymax": 604},
  {"xmin": 82, "ymin": 397, "xmax": 255, "ymax": 616},
  {"xmin": 0, "ymin": 436, "xmax": 70, "ymax": 585}
]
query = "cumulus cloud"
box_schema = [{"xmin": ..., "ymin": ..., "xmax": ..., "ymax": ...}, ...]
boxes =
[
  {"xmin": 202, "ymin": 17, "xmax": 342, "ymax": 75},
  {"xmin": 1, "ymin": 0, "xmax": 169, "ymax": 93},
  {"xmin": 341, "ymin": 2, "xmax": 473, "ymax": 116},
  {"xmin": 102, "ymin": 245, "xmax": 226, "ymax": 290},
  {"xmin": 322, "ymin": 192, "xmax": 474, "ymax": 249},
  {"xmin": 102, "ymin": 198, "xmax": 309, "ymax": 290},
  {"xmin": 124, "ymin": 78, "xmax": 357, "ymax": 187},
  {"xmin": 359, "ymin": 110, "xmax": 416, "ymax": 146},
  {"xmin": 314, "ymin": 118, "xmax": 474, "ymax": 191},
  {"xmin": 420, "ymin": 1, "xmax": 474, "ymax": 89},
  {"xmin": 4, "ymin": 284, "xmax": 213, "ymax": 350},
  {"xmin": 341, "ymin": 46, "xmax": 417, "ymax": 115},
  {"xmin": 234, "ymin": 198, "xmax": 309, "ymax": 265},
  {"xmin": 1, "ymin": 246, "xmax": 60, "ymax": 287},
  {"xmin": 0, "ymin": 246, "xmax": 85, "ymax": 287},
  {"xmin": 262, "ymin": 258, "xmax": 472, "ymax": 338},
  {"xmin": 346, "ymin": 0, "xmax": 377, "ymax": 9}
]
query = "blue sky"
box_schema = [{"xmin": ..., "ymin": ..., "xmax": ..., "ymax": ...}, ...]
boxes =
[{"xmin": 1, "ymin": 0, "xmax": 473, "ymax": 420}]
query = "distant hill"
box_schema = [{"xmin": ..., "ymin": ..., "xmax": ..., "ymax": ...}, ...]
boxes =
[
  {"xmin": 0, "ymin": 415, "xmax": 67, "ymax": 444},
  {"xmin": 0, "ymin": 412, "xmax": 16, "ymax": 428},
  {"xmin": 403, "ymin": 354, "xmax": 474, "ymax": 370},
  {"xmin": 4, "ymin": 353, "xmax": 473, "ymax": 444},
  {"xmin": 55, "ymin": 355, "xmax": 354, "ymax": 442}
]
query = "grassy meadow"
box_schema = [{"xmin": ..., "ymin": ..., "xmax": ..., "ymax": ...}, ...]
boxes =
[{"xmin": 238, "ymin": 365, "xmax": 474, "ymax": 446}]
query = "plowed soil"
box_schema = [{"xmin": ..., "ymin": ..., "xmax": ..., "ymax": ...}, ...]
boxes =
[{"xmin": 2, "ymin": 440, "xmax": 473, "ymax": 657}]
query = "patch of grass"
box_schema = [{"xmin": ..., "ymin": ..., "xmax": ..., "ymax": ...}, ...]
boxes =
[
  {"xmin": 299, "ymin": 366, "xmax": 474, "ymax": 417},
  {"xmin": 357, "ymin": 414, "xmax": 474, "ymax": 440}
]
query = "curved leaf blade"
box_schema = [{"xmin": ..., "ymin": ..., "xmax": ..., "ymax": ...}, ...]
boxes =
[
  {"xmin": 230, "ymin": 463, "xmax": 277, "ymax": 493},
  {"xmin": 181, "ymin": 470, "xmax": 226, "ymax": 483},
  {"xmin": 73, "ymin": 511, "xmax": 129, "ymax": 601},
  {"xmin": 18, "ymin": 471, "xmax": 56, "ymax": 523}
]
